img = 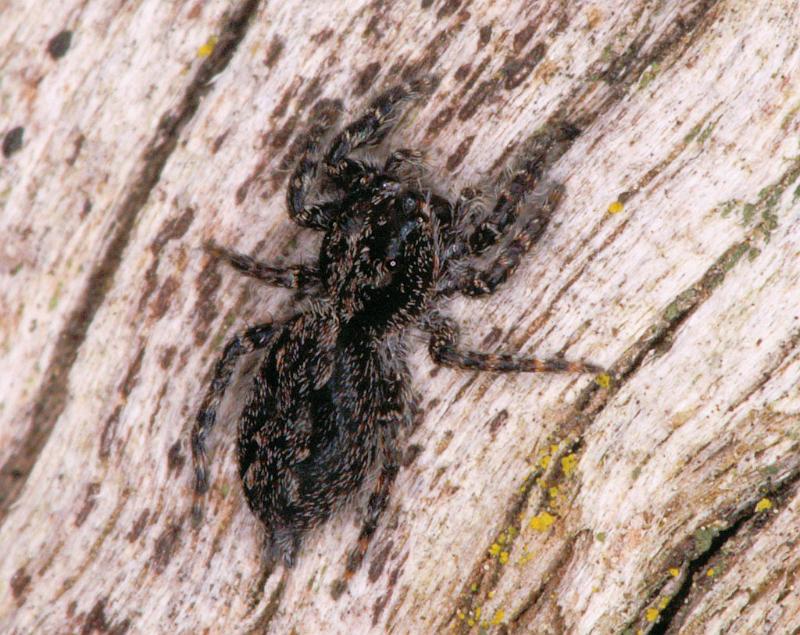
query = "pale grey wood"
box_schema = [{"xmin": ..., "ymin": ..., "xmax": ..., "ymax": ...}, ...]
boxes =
[{"xmin": 1, "ymin": 0, "xmax": 799, "ymax": 633}]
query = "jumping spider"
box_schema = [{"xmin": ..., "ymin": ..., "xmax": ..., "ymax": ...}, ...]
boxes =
[{"xmin": 191, "ymin": 79, "xmax": 600, "ymax": 573}]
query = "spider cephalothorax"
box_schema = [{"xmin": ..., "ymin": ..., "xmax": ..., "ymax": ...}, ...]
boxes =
[{"xmin": 191, "ymin": 79, "xmax": 600, "ymax": 573}]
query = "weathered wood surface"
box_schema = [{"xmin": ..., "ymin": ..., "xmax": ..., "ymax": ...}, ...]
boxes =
[{"xmin": 1, "ymin": 0, "xmax": 799, "ymax": 633}]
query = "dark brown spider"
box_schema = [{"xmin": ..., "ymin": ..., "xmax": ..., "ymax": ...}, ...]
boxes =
[{"xmin": 190, "ymin": 79, "xmax": 600, "ymax": 574}]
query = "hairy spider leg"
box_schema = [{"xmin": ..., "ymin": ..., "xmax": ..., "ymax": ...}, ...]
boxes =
[
  {"xmin": 286, "ymin": 118, "xmax": 343, "ymax": 230},
  {"xmin": 344, "ymin": 446, "xmax": 401, "ymax": 579},
  {"xmin": 191, "ymin": 323, "xmax": 277, "ymax": 501},
  {"xmin": 456, "ymin": 182, "xmax": 564, "ymax": 297},
  {"xmin": 324, "ymin": 79, "xmax": 431, "ymax": 185},
  {"xmin": 425, "ymin": 312, "xmax": 601, "ymax": 374},
  {"xmin": 204, "ymin": 241, "xmax": 318, "ymax": 288}
]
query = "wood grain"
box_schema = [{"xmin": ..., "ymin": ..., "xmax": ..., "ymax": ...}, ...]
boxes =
[{"xmin": 1, "ymin": 0, "xmax": 798, "ymax": 633}]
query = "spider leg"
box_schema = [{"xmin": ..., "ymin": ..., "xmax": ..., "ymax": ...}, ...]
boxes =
[
  {"xmin": 205, "ymin": 241, "xmax": 318, "ymax": 289},
  {"xmin": 324, "ymin": 79, "xmax": 431, "ymax": 181},
  {"xmin": 344, "ymin": 450, "xmax": 400, "ymax": 579},
  {"xmin": 457, "ymin": 183, "xmax": 563, "ymax": 297},
  {"xmin": 286, "ymin": 116, "xmax": 343, "ymax": 230},
  {"xmin": 383, "ymin": 148, "xmax": 424, "ymax": 177},
  {"xmin": 425, "ymin": 312, "xmax": 601, "ymax": 374},
  {"xmin": 191, "ymin": 323, "xmax": 277, "ymax": 506}
]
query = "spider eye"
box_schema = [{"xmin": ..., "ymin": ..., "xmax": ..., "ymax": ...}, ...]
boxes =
[{"xmin": 402, "ymin": 195, "xmax": 418, "ymax": 214}]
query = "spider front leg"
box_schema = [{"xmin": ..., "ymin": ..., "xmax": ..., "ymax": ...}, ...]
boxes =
[
  {"xmin": 425, "ymin": 312, "xmax": 601, "ymax": 374},
  {"xmin": 205, "ymin": 241, "xmax": 318, "ymax": 289},
  {"xmin": 191, "ymin": 323, "xmax": 277, "ymax": 504},
  {"xmin": 324, "ymin": 78, "xmax": 433, "ymax": 182},
  {"xmin": 286, "ymin": 117, "xmax": 343, "ymax": 230}
]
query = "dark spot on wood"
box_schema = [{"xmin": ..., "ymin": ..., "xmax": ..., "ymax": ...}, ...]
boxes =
[
  {"xmin": 367, "ymin": 541, "xmax": 394, "ymax": 582},
  {"xmin": 501, "ymin": 43, "xmax": 547, "ymax": 90},
  {"xmin": 420, "ymin": 0, "xmax": 433, "ymax": 8},
  {"xmin": 159, "ymin": 345, "xmax": 177, "ymax": 369},
  {"xmin": 435, "ymin": 429, "xmax": 454, "ymax": 455},
  {"xmin": 297, "ymin": 76, "xmax": 322, "ymax": 111},
  {"xmin": 66, "ymin": 132, "xmax": 85, "ymax": 166},
  {"xmin": 3, "ymin": 126, "xmax": 24, "ymax": 158},
  {"xmin": 74, "ymin": 482, "xmax": 101, "ymax": 527},
  {"xmin": 487, "ymin": 408, "xmax": 509, "ymax": 437},
  {"xmin": 47, "ymin": 30, "xmax": 73, "ymax": 59},
  {"xmin": 330, "ymin": 577, "xmax": 347, "ymax": 600},
  {"xmin": 10, "ymin": 567, "xmax": 31, "ymax": 605},
  {"xmin": 454, "ymin": 63, "xmax": 472, "ymax": 81},
  {"xmin": 120, "ymin": 345, "xmax": 145, "ymax": 398},
  {"xmin": 80, "ymin": 596, "xmax": 131, "ymax": 635},
  {"xmin": 513, "ymin": 22, "xmax": 537, "ymax": 52},
  {"xmin": 481, "ymin": 326, "xmax": 503, "ymax": 347},
  {"xmin": 445, "ymin": 135, "xmax": 475, "ymax": 171},
  {"xmin": 186, "ymin": 2, "xmax": 202, "ymax": 20},
  {"xmin": 150, "ymin": 275, "xmax": 179, "ymax": 320},
  {"xmin": 427, "ymin": 397, "xmax": 440, "ymax": 410},
  {"xmin": 311, "ymin": 28, "xmax": 334, "ymax": 44},
  {"xmin": 363, "ymin": 13, "xmax": 384, "ymax": 41},
  {"xmin": 235, "ymin": 173, "xmax": 255, "ymax": 204},
  {"xmin": 429, "ymin": 365, "xmax": 440, "ymax": 378},
  {"xmin": 126, "ymin": 509, "xmax": 150, "ymax": 542},
  {"xmin": 99, "ymin": 405, "xmax": 122, "ymax": 459},
  {"xmin": 271, "ymin": 82, "xmax": 297, "ymax": 119},
  {"xmin": 355, "ymin": 62, "xmax": 382, "ymax": 96},
  {"xmin": 67, "ymin": 600, "xmax": 77, "ymax": 618},
  {"xmin": 402, "ymin": 443, "xmax": 424, "ymax": 467},
  {"xmin": 150, "ymin": 522, "xmax": 182, "ymax": 574},
  {"xmin": 151, "ymin": 206, "xmax": 195, "ymax": 253},
  {"xmin": 402, "ymin": 26, "xmax": 459, "ymax": 82},
  {"xmin": 387, "ymin": 550, "xmax": 408, "ymax": 588},
  {"xmin": 425, "ymin": 105, "xmax": 455, "ymax": 140},
  {"xmin": 437, "ymin": 0, "xmax": 461, "ymax": 19},
  {"xmin": 211, "ymin": 129, "xmax": 229, "ymax": 154},
  {"xmin": 263, "ymin": 36, "xmax": 284, "ymax": 68},
  {"xmin": 479, "ymin": 24, "xmax": 492, "ymax": 46},
  {"xmin": 193, "ymin": 261, "xmax": 222, "ymax": 345},
  {"xmin": 80, "ymin": 198, "xmax": 93, "ymax": 219},
  {"xmin": 372, "ymin": 592, "xmax": 390, "ymax": 626},
  {"xmin": 269, "ymin": 114, "xmax": 299, "ymax": 151},
  {"xmin": 137, "ymin": 261, "xmax": 159, "ymax": 312},
  {"xmin": 167, "ymin": 440, "xmax": 185, "ymax": 476}
]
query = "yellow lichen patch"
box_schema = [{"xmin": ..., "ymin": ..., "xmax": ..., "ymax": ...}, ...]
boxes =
[
  {"xmin": 550, "ymin": 444, "xmax": 560, "ymax": 454},
  {"xmin": 539, "ymin": 454, "xmax": 551, "ymax": 469},
  {"xmin": 499, "ymin": 551, "xmax": 509, "ymax": 565},
  {"xmin": 457, "ymin": 610, "xmax": 465, "ymax": 620},
  {"xmin": 197, "ymin": 35, "xmax": 218, "ymax": 58},
  {"xmin": 595, "ymin": 373, "xmax": 612, "ymax": 389},
  {"xmin": 489, "ymin": 543, "xmax": 501, "ymax": 557},
  {"xmin": 658, "ymin": 596, "xmax": 671, "ymax": 610},
  {"xmin": 645, "ymin": 607, "xmax": 660, "ymax": 622},
  {"xmin": 561, "ymin": 454, "xmax": 578, "ymax": 477},
  {"xmin": 707, "ymin": 567, "xmax": 715, "ymax": 577},
  {"xmin": 518, "ymin": 549, "xmax": 534, "ymax": 565},
  {"xmin": 548, "ymin": 486, "xmax": 559, "ymax": 499},
  {"xmin": 491, "ymin": 609, "xmax": 505, "ymax": 626},
  {"xmin": 669, "ymin": 567, "xmax": 680, "ymax": 577},
  {"xmin": 529, "ymin": 511, "xmax": 556, "ymax": 532},
  {"xmin": 607, "ymin": 200, "xmax": 624, "ymax": 214},
  {"xmin": 755, "ymin": 497, "xmax": 773, "ymax": 512}
]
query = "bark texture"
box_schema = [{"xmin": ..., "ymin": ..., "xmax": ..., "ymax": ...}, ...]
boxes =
[{"xmin": 1, "ymin": 0, "xmax": 799, "ymax": 633}]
